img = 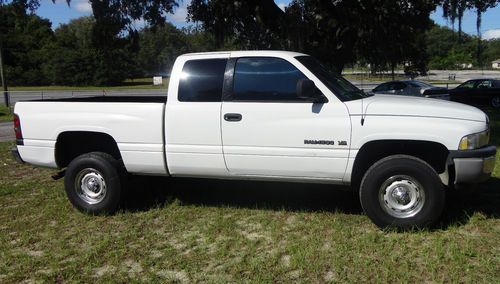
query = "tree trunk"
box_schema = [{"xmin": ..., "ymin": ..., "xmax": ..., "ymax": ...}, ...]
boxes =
[
  {"xmin": 458, "ymin": 14, "xmax": 463, "ymax": 42},
  {"xmin": 0, "ymin": 42, "xmax": 9, "ymax": 108},
  {"xmin": 476, "ymin": 8, "xmax": 482, "ymax": 68}
]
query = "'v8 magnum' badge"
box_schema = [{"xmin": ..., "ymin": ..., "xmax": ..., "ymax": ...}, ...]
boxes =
[{"xmin": 304, "ymin": 140, "xmax": 335, "ymax": 145}]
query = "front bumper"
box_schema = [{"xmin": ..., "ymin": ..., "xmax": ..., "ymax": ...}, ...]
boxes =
[
  {"xmin": 447, "ymin": 145, "xmax": 497, "ymax": 184},
  {"xmin": 11, "ymin": 147, "xmax": 24, "ymax": 164}
]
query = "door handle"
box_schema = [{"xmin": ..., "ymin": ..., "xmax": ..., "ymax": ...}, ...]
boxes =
[{"xmin": 224, "ymin": 113, "xmax": 242, "ymax": 122}]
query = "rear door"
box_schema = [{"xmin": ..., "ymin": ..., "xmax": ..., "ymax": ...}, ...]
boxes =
[
  {"xmin": 220, "ymin": 56, "xmax": 351, "ymax": 180},
  {"xmin": 165, "ymin": 54, "xmax": 230, "ymax": 177}
]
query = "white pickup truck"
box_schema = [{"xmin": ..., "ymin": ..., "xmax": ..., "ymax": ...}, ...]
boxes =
[{"xmin": 12, "ymin": 51, "xmax": 496, "ymax": 229}]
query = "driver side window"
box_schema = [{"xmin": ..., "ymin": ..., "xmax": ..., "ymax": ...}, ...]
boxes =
[{"xmin": 232, "ymin": 57, "xmax": 309, "ymax": 101}]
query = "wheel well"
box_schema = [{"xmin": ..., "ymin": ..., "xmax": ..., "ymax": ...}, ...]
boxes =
[
  {"xmin": 351, "ymin": 140, "xmax": 449, "ymax": 190},
  {"xmin": 55, "ymin": 132, "xmax": 122, "ymax": 168}
]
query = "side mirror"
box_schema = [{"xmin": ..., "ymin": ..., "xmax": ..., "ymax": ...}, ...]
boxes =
[{"xmin": 296, "ymin": 79, "xmax": 328, "ymax": 103}]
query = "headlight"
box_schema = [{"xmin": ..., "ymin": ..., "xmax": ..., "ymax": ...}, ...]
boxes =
[{"xmin": 459, "ymin": 130, "xmax": 490, "ymax": 150}]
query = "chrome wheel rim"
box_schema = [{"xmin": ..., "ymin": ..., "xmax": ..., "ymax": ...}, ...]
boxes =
[
  {"xmin": 378, "ymin": 175, "xmax": 425, "ymax": 218},
  {"xmin": 75, "ymin": 168, "xmax": 107, "ymax": 204},
  {"xmin": 492, "ymin": 96, "xmax": 500, "ymax": 108}
]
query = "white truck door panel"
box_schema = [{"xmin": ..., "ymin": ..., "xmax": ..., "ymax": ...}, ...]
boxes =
[
  {"xmin": 166, "ymin": 54, "xmax": 230, "ymax": 176},
  {"xmin": 221, "ymin": 56, "xmax": 351, "ymax": 179},
  {"xmin": 222, "ymin": 102, "xmax": 351, "ymax": 178}
]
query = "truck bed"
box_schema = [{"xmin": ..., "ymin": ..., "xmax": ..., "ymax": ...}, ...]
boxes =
[
  {"xmin": 28, "ymin": 96, "xmax": 167, "ymax": 103},
  {"xmin": 14, "ymin": 98, "xmax": 168, "ymax": 175}
]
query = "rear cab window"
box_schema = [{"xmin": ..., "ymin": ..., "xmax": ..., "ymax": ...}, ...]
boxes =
[{"xmin": 178, "ymin": 59, "xmax": 227, "ymax": 102}]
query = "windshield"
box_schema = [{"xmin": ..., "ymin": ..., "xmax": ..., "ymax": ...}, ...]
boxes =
[{"xmin": 295, "ymin": 56, "xmax": 368, "ymax": 102}]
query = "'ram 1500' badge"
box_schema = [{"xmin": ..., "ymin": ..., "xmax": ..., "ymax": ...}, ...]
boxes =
[{"xmin": 304, "ymin": 140, "xmax": 335, "ymax": 145}]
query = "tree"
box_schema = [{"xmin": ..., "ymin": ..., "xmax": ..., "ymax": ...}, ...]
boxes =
[
  {"xmin": 442, "ymin": 0, "xmax": 470, "ymax": 42},
  {"xmin": 470, "ymin": 0, "xmax": 497, "ymax": 67},
  {"xmin": 0, "ymin": 0, "xmax": 181, "ymax": 31},
  {"xmin": 43, "ymin": 17, "xmax": 138, "ymax": 86},
  {"xmin": 0, "ymin": 3, "xmax": 54, "ymax": 85},
  {"xmin": 188, "ymin": 0, "xmax": 286, "ymax": 49},
  {"xmin": 441, "ymin": 0, "xmax": 498, "ymax": 63},
  {"xmin": 188, "ymin": 0, "xmax": 439, "ymax": 74},
  {"xmin": 426, "ymin": 24, "xmax": 476, "ymax": 69},
  {"xmin": 483, "ymin": 38, "xmax": 500, "ymax": 66},
  {"xmin": 136, "ymin": 23, "xmax": 191, "ymax": 76},
  {"xmin": 2, "ymin": 0, "xmax": 182, "ymax": 85},
  {"xmin": 354, "ymin": 0, "xmax": 436, "ymax": 77}
]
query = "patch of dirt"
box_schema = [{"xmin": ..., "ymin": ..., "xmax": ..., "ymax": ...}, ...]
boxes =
[
  {"xmin": 150, "ymin": 250, "xmax": 163, "ymax": 258},
  {"xmin": 36, "ymin": 269, "xmax": 53, "ymax": 275},
  {"xmin": 285, "ymin": 215, "xmax": 297, "ymax": 225},
  {"xmin": 124, "ymin": 259, "xmax": 143, "ymax": 274},
  {"xmin": 236, "ymin": 220, "xmax": 271, "ymax": 242},
  {"xmin": 322, "ymin": 242, "xmax": 332, "ymax": 251},
  {"xmin": 288, "ymin": 270, "xmax": 301, "ymax": 280},
  {"xmin": 25, "ymin": 250, "xmax": 43, "ymax": 257},
  {"xmin": 156, "ymin": 270, "xmax": 189, "ymax": 283},
  {"xmin": 93, "ymin": 265, "xmax": 115, "ymax": 278},
  {"xmin": 324, "ymin": 270, "xmax": 336, "ymax": 282},
  {"xmin": 281, "ymin": 255, "xmax": 291, "ymax": 268}
]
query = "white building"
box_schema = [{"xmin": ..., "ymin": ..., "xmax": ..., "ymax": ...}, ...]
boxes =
[{"xmin": 492, "ymin": 59, "xmax": 500, "ymax": 69}]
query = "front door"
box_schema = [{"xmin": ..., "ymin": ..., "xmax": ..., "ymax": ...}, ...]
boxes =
[{"xmin": 221, "ymin": 56, "xmax": 351, "ymax": 180}]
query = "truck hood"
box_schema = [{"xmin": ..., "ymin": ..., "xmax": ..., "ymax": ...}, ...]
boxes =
[{"xmin": 344, "ymin": 94, "xmax": 486, "ymax": 122}]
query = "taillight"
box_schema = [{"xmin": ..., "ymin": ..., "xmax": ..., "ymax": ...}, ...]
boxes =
[{"xmin": 13, "ymin": 114, "xmax": 23, "ymax": 140}]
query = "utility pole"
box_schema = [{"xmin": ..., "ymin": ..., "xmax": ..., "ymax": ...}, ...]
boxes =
[{"xmin": 0, "ymin": 41, "xmax": 9, "ymax": 108}]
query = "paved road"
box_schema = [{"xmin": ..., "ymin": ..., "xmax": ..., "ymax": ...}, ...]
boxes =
[{"xmin": 0, "ymin": 122, "xmax": 14, "ymax": 142}]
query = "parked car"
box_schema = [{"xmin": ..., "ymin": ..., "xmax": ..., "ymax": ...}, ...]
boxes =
[
  {"xmin": 449, "ymin": 79, "xmax": 500, "ymax": 108},
  {"xmin": 12, "ymin": 51, "xmax": 496, "ymax": 229},
  {"xmin": 371, "ymin": 80, "xmax": 449, "ymax": 100}
]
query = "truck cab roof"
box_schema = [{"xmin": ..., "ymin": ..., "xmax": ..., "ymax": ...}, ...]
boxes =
[{"xmin": 179, "ymin": 50, "xmax": 308, "ymax": 58}]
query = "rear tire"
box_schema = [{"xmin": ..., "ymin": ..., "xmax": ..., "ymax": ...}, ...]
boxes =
[
  {"xmin": 359, "ymin": 155, "xmax": 445, "ymax": 229},
  {"xmin": 64, "ymin": 152, "xmax": 125, "ymax": 214}
]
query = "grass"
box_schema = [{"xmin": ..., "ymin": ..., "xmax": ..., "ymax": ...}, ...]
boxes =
[
  {"xmin": 0, "ymin": 104, "xmax": 13, "ymax": 123},
  {"xmin": 4, "ymin": 78, "xmax": 169, "ymax": 91},
  {"xmin": 0, "ymin": 113, "xmax": 499, "ymax": 283}
]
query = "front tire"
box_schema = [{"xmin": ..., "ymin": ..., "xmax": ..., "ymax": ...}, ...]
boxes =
[
  {"xmin": 64, "ymin": 152, "xmax": 125, "ymax": 214},
  {"xmin": 359, "ymin": 155, "xmax": 445, "ymax": 229}
]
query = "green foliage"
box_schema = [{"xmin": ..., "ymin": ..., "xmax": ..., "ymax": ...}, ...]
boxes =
[
  {"xmin": 2, "ymin": 0, "xmax": 500, "ymax": 87},
  {"xmin": 43, "ymin": 17, "xmax": 97, "ymax": 85},
  {"xmin": 441, "ymin": 0, "xmax": 498, "ymax": 65},
  {"xmin": 0, "ymin": 103, "xmax": 13, "ymax": 122},
  {"xmin": 41, "ymin": 17, "xmax": 137, "ymax": 86},
  {"xmin": 425, "ymin": 24, "xmax": 500, "ymax": 69},
  {"xmin": 484, "ymin": 39, "xmax": 500, "ymax": 65},
  {"xmin": 188, "ymin": 0, "xmax": 285, "ymax": 50},
  {"xmin": 188, "ymin": 0, "xmax": 438, "ymax": 74},
  {"xmin": 0, "ymin": 4, "xmax": 54, "ymax": 85},
  {"xmin": 427, "ymin": 24, "xmax": 477, "ymax": 69},
  {"xmin": 353, "ymin": 0, "xmax": 436, "ymax": 76},
  {"xmin": 136, "ymin": 23, "xmax": 191, "ymax": 76}
]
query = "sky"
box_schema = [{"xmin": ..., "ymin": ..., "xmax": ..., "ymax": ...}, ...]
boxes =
[{"xmin": 34, "ymin": 0, "xmax": 500, "ymax": 40}]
